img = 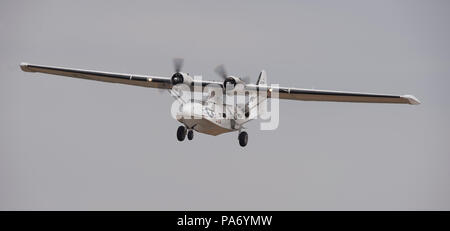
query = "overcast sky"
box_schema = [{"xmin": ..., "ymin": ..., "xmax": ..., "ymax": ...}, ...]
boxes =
[{"xmin": 1, "ymin": 0, "xmax": 449, "ymax": 210}]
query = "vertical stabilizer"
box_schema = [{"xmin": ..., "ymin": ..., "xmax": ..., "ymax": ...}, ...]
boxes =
[{"xmin": 256, "ymin": 70, "xmax": 267, "ymax": 85}]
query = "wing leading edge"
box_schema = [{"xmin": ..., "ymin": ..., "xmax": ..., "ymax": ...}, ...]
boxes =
[
  {"xmin": 269, "ymin": 86, "xmax": 420, "ymax": 105},
  {"xmin": 20, "ymin": 63, "xmax": 172, "ymax": 89}
]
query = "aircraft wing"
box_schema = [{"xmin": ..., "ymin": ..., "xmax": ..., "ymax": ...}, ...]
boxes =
[
  {"xmin": 268, "ymin": 86, "xmax": 420, "ymax": 105},
  {"xmin": 20, "ymin": 63, "xmax": 420, "ymax": 105},
  {"xmin": 20, "ymin": 63, "xmax": 172, "ymax": 89}
]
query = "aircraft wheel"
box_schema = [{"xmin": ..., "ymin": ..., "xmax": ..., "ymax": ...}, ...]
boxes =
[
  {"xmin": 238, "ymin": 131, "xmax": 248, "ymax": 147},
  {"xmin": 177, "ymin": 126, "xmax": 187, "ymax": 141},
  {"xmin": 187, "ymin": 130, "xmax": 194, "ymax": 140}
]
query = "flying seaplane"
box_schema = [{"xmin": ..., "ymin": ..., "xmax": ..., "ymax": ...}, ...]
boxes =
[{"xmin": 20, "ymin": 59, "xmax": 420, "ymax": 147}]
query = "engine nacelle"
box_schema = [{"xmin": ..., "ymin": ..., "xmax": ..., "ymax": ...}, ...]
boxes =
[
  {"xmin": 171, "ymin": 72, "xmax": 193, "ymax": 86},
  {"xmin": 223, "ymin": 76, "xmax": 238, "ymax": 90}
]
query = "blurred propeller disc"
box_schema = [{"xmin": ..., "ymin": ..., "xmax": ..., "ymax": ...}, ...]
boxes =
[
  {"xmin": 241, "ymin": 76, "xmax": 250, "ymax": 84},
  {"xmin": 173, "ymin": 58, "xmax": 184, "ymax": 73},
  {"xmin": 214, "ymin": 64, "xmax": 228, "ymax": 80}
]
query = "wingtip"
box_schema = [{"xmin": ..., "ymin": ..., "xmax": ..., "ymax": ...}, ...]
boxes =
[
  {"xmin": 20, "ymin": 62, "xmax": 33, "ymax": 72},
  {"xmin": 402, "ymin": 95, "xmax": 421, "ymax": 105}
]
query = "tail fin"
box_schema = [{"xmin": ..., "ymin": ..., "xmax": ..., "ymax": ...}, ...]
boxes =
[
  {"xmin": 248, "ymin": 70, "xmax": 268, "ymax": 120},
  {"xmin": 256, "ymin": 70, "xmax": 267, "ymax": 85}
]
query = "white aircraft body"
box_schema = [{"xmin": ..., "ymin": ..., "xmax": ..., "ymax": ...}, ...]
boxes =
[{"xmin": 20, "ymin": 60, "xmax": 420, "ymax": 147}]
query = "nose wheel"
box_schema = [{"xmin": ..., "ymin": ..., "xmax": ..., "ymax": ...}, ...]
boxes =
[{"xmin": 238, "ymin": 131, "xmax": 248, "ymax": 147}]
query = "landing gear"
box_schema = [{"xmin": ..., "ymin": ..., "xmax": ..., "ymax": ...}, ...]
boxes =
[
  {"xmin": 177, "ymin": 126, "xmax": 194, "ymax": 141},
  {"xmin": 187, "ymin": 130, "xmax": 194, "ymax": 140},
  {"xmin": 177, "ymin": 126, "xmax": 187, "ymax": 141},
  {"xmin": 238, "ymin": 131, "xmax": 248, "ymax": 147}
]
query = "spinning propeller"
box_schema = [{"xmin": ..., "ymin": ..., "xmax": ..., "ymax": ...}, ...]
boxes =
[
  {"xmin": 171, "ymin": 58, "xmax": 185, "ymax": 85},
  {"xmin": 173, "ymin": 58, "xmax": 184, "ymax": 73},
  {"xmin": 214, "ymin": 64, "xmax": 251, "ymax": 87}
]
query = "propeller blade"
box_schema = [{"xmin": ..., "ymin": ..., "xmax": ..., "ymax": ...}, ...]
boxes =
[
  {"xmin": 173, "ymin": 58, "xmax": 184, "ymax": 73},
  {"xmin": 214, "ymin": 64, "xmax": 228, "ymax": 80},
  {"xmin": 240, "ymin": 76, "xmax": 250, "ymax": 84}
]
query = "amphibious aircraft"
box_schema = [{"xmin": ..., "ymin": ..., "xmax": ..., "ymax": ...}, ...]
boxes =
[{"xmin": 20, "ymin": 59, "xmax": 420, "ymax": 147}]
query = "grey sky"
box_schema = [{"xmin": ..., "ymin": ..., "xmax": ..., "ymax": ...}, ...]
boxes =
[{"xmin": 1, "ymin": 0, "xmax": 449, "ymax": 210}]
